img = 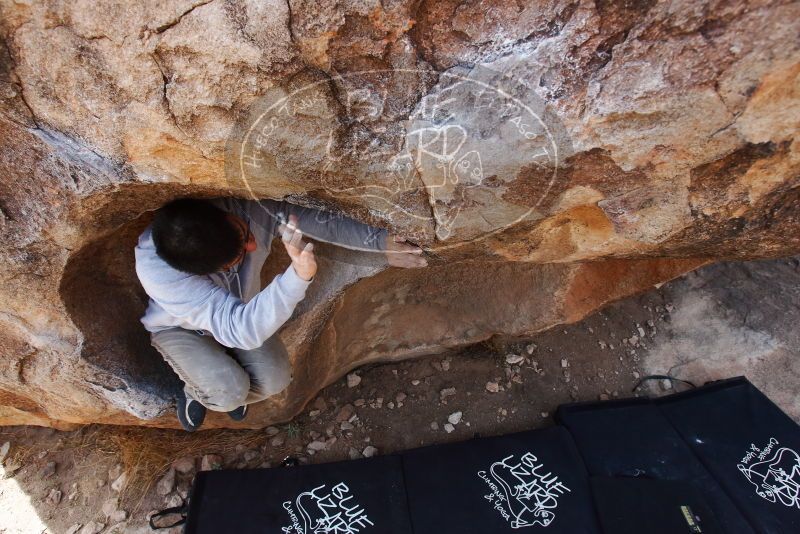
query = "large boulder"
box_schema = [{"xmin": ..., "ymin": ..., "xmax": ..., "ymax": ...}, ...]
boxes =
[{"xmin": 0, "ymin": 0, "xmax": 797, "ymax": 429}]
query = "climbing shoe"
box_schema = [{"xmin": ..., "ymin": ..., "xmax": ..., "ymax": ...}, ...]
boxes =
[
  {"xmin": 177, "ymin": 394, "xmax": 206, "ymax": 432},
  {"xmin": 227, "ymin": 404, "xmax": 248, "ymax": 421}
]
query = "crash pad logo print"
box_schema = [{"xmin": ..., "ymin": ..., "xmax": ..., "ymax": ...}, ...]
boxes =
[
  {"xmin": 477, "ymin": 452, "xmax": 571, "ymax": 528},
  {"xmin": 281, "ymin": 481, "xmax": 374, "ymax": 533},
  {"xmin": 737, "ymin": 437, "xmax": 800, "ymax": 509}
]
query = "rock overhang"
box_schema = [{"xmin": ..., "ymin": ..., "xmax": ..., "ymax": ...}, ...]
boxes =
[{"xmin": 0, "ymin": 0, "xmax": 797, "ymax": 428}]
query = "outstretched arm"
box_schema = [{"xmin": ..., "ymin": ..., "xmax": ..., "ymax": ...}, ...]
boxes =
[
  {"xmin": 265, "ymin": 199, "xmax": 427, "ymax": 268},
  {"xmin": 266, "ymin": 199, "xmax": 385, "ymax": 251}
]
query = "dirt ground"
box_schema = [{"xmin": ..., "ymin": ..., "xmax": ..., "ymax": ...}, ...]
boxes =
[{"xmin": 1, "ymin": 257, "xmax": 798, "ymax": 534}]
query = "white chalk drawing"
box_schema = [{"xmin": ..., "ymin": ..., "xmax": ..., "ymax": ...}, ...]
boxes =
[
  {"xmin": 281, "ymin": 481, "xmax": 375, "ymax": 534},
  {"xmin": 737, "ymin": 437, "xmax": 800, "ymax": 509},
  {"xmin": 477, "ymin": 452, "xmax": 571, "ymax": 528},
  {"xmin": 226, "ymin": 66, "xmax": 571, "ymax": 253}
]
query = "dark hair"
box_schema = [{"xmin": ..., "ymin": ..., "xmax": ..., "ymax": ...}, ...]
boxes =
[{"xmin": 152, "ymin": 198, "xmax": 243, "ymax": 275}]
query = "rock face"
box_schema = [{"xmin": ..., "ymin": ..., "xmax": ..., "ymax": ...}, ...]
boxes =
[
  {"xmin": 0, "ymin": 0, "xmax": 797, "ymax": 429},
  {"xmin": 642, "ymin": 257, "xmax": 800, "ymax": 421}
]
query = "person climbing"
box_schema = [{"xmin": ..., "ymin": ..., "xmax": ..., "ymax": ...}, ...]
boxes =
[{"xmin": 135, "ymin": 197, "xmax": 426, "ymax": 431}]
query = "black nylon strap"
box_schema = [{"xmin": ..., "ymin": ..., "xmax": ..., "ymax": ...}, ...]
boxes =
[
  {"xmin": 281, "ymin": 456, "xmax": 299, "ymax": 467},
  {"xmin": 149, "ymin": 503, "xmax": 188, "ymax": 530},
  {"xmin": 632, "ymin": 374, "xmax": 696, "ymax": 393}
]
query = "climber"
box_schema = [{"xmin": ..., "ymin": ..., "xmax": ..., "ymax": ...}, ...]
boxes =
[{"xmin": 135, "ymin": 197, "xmax": 426, "ymax": 431}]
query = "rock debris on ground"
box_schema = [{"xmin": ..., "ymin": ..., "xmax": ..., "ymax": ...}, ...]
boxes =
[{"xmin": 0, "ymin": 259, "xmax": 798, "ymax": 533}]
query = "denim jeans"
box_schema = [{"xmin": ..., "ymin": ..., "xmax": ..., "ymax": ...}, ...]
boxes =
[{"xmin": 151, "ymin": 328, "xmax": 292, "ymax": 412}]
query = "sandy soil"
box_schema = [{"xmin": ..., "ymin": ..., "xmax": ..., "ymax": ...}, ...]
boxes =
[{"xmin": 0, "ymin": 257, "xmax": 797, "ymax": 534}]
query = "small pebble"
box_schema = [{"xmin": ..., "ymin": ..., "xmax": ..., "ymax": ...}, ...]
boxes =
[
  {"xmin": 335, "ymin": 404, "xmax": 354, "ymax": 422},
  {"xmin": 111, "ymin": 473, "xmax": 127, "ymax": 493},
  {"xmin": 156, "ymin": 468, "xmax": 176, "ymax": 496},
  {"xmin": 506, "ymin": 354, "xmax": 524, "ymax": 365},
  {"xmin": 347, "ymin": 373, "xmax": 362, "ymax": 388},
  {"xmin": 439, "ymin": 388, "xmax": 456, "ymax": 403},
  {"xmin": 42, "ymin": 461, "xmax": 57, "ymax": 478},
  {"xmin": 164, "ymin": 493, "xmax": 183, "ymax": 508},
  {"xmin": 200, "ymin": 454, "xmax": 223, "ymax": 472},
  {"xmin": 110, "ymin": 510, "xmax": 127, "ymax": 523},
  {"xmin": 102, "ymin": 498, "xmax": 119, "ymax": 517},
  {"xmin": 172, "ymin": 457, "xmax": 195, "ymax": 475},
  {"xmin": 67, "ymin": 483, "xmax": 78, "ymax": 501},
  {"xmin": 79, "ymin": 521, "xmax": 104, "ymax": 534},
  {"xmin": 46, "ymin": 488, "xmax": 62, "ymax": 506},
  {"xmin": 308, "ymin": 440, "xmax": 327, "ymax": 452}
]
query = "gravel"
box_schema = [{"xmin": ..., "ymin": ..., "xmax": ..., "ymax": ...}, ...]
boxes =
[
  {"xmin": 506, "ymin": 354, "xmax": 524, "ymax": 365},
  {"xmin": 347, "ymin": 373, "xmax": 362, "ymax": 388},
  {"xmin": 307, "ymin": 440, "xmax": 327, "ymax": 452},
  {"xmin": 156, "ymin": 468, "xmax": 176, "ymax": 496},
  {"xmin": 79, "ymin": 521, "xmax": 104, "ymax": 534},
  {"xmin": 46, "ymin": 488, "xmax": 62, "ymax": 505},
  {"xmin": 172, "ymin": 457, "xmax": 195, "ymax": 475},
  {"xmin": 200, "ymin": 454, "xmax": 223, "ymax": 471},
  {"xmin": 439, "ymin": 388, "xmax": 456, "ymax": 403},
  {"xmin": 111, "ymin": 473, "xmax": 127, "ymax": 493}
]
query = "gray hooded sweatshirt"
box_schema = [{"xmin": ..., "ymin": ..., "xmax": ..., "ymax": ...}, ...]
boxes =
[{"xmin": 135, "ymin": 197, "xmax": 386, "ymax": 350}]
